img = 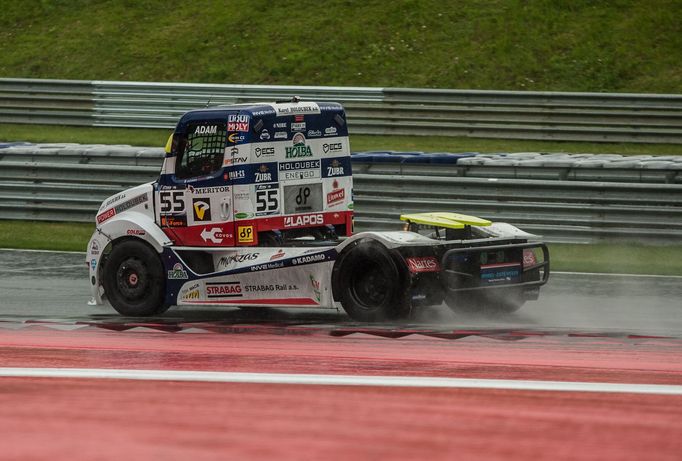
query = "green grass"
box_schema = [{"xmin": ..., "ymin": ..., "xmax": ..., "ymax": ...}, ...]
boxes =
[
  {"xmin": 2, "ymin": 123, "xmax": 681, "ymax": 156},
  {"xmin": 0, "ymin": 221, "xmax": 94, "ymax": 252},
  {"xmin": 0, "ymin": 1, "xmax": 681, "ymax": 93},
  {"xmin": 1, "ymin": 220, "xmax": 681, "ymax": 275}
]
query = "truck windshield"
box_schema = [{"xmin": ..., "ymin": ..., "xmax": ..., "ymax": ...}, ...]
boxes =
[{"xmin": 175, "ymin": 121, "xmax": 226, "ymax": 179}]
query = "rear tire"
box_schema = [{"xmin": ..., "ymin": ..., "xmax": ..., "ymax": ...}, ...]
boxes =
[
  {"xmin": 103, "ymin": 240, "xmax": 169, "ymax": 316},
  {"xmin": 335, "ymin": 240, "xmax": 410, "ymax": 322}
]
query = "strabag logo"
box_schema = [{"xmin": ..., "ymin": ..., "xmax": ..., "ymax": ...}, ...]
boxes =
[
  {"xmin": 284, "ymin": 213, "xmax": 323, "ymax": 228},
  {"xmin": 206, "ymin": 281, "xmax": 243, "ymax": 298},
  {"xmin": 406, "ymin": 257, "xmax": 441, "ymax": 273},
  {"xmin": 285, "ymin": 132, "xmax": 312, "ymax": 158},
  {"xmin": 227, "ymin": 114, "xmax": 249, "ymax": 132}
]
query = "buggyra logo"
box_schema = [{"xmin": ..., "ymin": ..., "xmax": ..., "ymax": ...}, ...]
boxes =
[{"xmin": 285, "ymin": 132, "xmax": 312, "ymax": 158}]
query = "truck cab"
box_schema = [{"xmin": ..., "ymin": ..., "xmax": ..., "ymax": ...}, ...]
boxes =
[{"xmin": 155, "ymin": 100, "xmax": 353, "ymax": 247}]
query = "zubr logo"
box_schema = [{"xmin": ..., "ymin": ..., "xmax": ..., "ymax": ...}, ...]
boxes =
[
  {"xmin": 285, "ymin": 132, "xmax": 312, "ymax": 158},
  {"xmin": 193, "ymin": 198, "xmax": 211, "ymax": 221}
]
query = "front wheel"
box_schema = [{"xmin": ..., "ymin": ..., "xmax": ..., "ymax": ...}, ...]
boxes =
[
  {"xmin": 334, "ymin": 240, "xmax": 410, "ymax": 322},
  {"xmin": 102, "ymin": 240, "xmax": 169, "ymax": 316}
]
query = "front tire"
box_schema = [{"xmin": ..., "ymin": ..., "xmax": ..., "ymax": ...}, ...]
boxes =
[
  {"xmin": 102, "ymin": 240, "xmax": 168, "ymax": 316},
  {"xmin": 335, "ymin": 240, "xmax": 410, "ymax": 322}
]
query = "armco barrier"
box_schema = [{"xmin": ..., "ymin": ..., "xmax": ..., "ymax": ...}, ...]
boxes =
[
  {"xmin": 1, "ymin": 145, "xmax": 681, "ymax": 244},
  {"xmin": 2, "ymin": 78, "xmax": 682, "ymax": 143}
]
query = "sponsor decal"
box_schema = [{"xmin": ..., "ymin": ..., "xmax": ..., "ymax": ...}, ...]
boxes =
[
  {"xmin": 235, "ymin": 212, "xmax": 250, "ymax": 219},
  {"xmin": 126, "ymin": 229, "xmax": 146, "ymax": 236},
  {"xmin": 193, "ymin": 198, "xmax": 211, "ymax": 221},
  {"xmin": 206, "ymin": 281, "xmax": 242, "ymax": 298},
  {"xmin": 223, "ymin": 156, "xmax": 248, "ymax": 166},
  {"xmin": 322, "ymin": 142, "xmax": 343, "ymax": 154},
  {"xmin": 90, "ymin": 259, "xmax": 97, "ymax": 270},
  {"xmin": 217, "ymin": 252, "xmax": 260, "ymax": 270},
  {"xmin": 97, "ymin": 193, "xmax": 148, "ymax": 224},
  {"xmin": 250, "ymin": 261, "xmax": 285, "ymax": 272},
  {"xmin": 200, "ymin": 227, "xmax": 231, "ymax": 244},
  {"xmin": 227, "ymin": 114, "xmax": 249, "ymax": 132},
  {"xmin": 254, "ymin": 164, "xmax": 274, "ymax": 183},
  {"xmin": 324, "ymin": 126, "xmax": 338, "ymax": 136},
  {"xmin": 180, "ymin": 282, "xmax": 201, "ymax": 300},
  {"xmin": 285, "ymin": 132, "xmax": 313, "ymax": 158},
  {"xmin": 259, "ymin": 129, "xmax": 271, "ymax": 140},
  {"xmin": 167, "ymin": 262, "xmax": 189, "ymax": 280},
  {"xmin": 310, "ymin": 275, "xmax": 321, "ymax": 302},
  {"xmin": 285, "ymin": 213, "xmax": 324, "ymax": 228},
  {"xmin": 326, "ymin": 188, "xmax": 345, "ymax": 206},
  {"xmin": 273, "ymin": 102, "xmax": 321, "ymax": 117},
  {"xmin": 194, "ymin": 125, "xmax": 218, "ymax": 135},
  {"xmin": 292, "ymin": 253, "xmax": 326, "ymax": 265},
  {"xmin": 270, "ymin": 249, "xmax": 285, "ymax": 260},
  {"xmin": 307, "ymin": 129, "xmax": 322, "ymax": 137},
  {"xmin": 161, "ymin": 214, "xmax": 187, "ymax": 227},
  {"xmin": 523, "ymin": 249, "xmax": 537, "ymax": 266},
  {"xmin": 192, "ymin": 186, "xmax": 230, "ymax": 194},
  {"xmin": 274, "ymin": 122, "xmax": 287, "ymax": 129},
  {"xmin": 325, "ymin": 159, "xmax": 345, "ymax": 177},
  {"xmin": 90, "ymin": 240, "xmax": 100, "ymax": 256},
  {"xmin": 229, "ymin": 169, "xmax": 246, "ymax": 180},
  {"xmin": 279, "ymin": 159, "xmax": 320, "ymax": 171},
  {"xmin": 274, "ymin": 131, "xmax": 287, "ymax": 140},
  {"xmin": 103, "ymin": 193, "xmax": 125, "ymax": 208},
  {"xmin": 227, "ymin": 133, "xmax": 245, "ymax": 144},
  {"xmin": 480, "ymin": 262, "xmax": 521, "ymax": 283},
  {"xmin": 254, "ymin": 146, "xmax": 275, "ymax": 158},
  {"xmin": 406, "ymin": 256, "xmax": 441, "ymax": 273},
  {"xmin": 244, "ymin": 283, "xmax": 296, "ymax": 293},
  {"xmin": 97, "ymin": 208, "xmax": 116, "ymax": 224},
  {"xmin": 291, "ymin": 122, "xmax": 306, "ymax": 131},
  {"xmin": 237, "ymin": 225, "xmax": 254, "ymax": 243}
]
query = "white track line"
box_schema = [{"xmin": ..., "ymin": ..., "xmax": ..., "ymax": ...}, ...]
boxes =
[
  {"xmin": 0, "ymin": 264, "xmax": 85, "ymax": 273},
  {"xmin": 0, "ymin": 248, "xmax": 85, "ymax": 255},
  {"xmin": 0, "ymin": 368, "xmax": 680, "ymax": 395},
  {"xmin": 553, "ymin": 271, "xmax": 682, "ymax": 279}
]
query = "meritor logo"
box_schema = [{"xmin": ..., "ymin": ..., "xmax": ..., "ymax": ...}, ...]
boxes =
[{"xmin": 285, "ymin": 132, "xmax": 312, "ymax": 158}]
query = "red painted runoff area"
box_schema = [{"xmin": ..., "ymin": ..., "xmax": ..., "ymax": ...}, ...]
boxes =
[{"xmin": 0, "ymin": 326, "xmax": 681, "ymax": 460}]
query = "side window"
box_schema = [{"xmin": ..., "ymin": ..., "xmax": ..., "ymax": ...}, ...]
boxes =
[{"xmin": 175, "ymin": 121, "xmax": 226, "ymax": 179}]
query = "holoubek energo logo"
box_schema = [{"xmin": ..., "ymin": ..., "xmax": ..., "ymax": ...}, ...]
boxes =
[
  {"xmin": 285, "ymin": 132, "xmax": 312, "ymax": 158},
  {"xmin": 193, "ymin": 198, "xmax": 211, "ymax": 221}
]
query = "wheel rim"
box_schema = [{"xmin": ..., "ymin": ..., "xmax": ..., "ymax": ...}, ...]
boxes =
[
  {"xmin": 350, "ymin": 263, "xmax": 390, "ymax": 310},
  {"xmin": 115, "ymin": 258, "xmax": 149, "ymax": 302}
]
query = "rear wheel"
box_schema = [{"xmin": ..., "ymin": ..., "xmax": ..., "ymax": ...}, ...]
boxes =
[
  {"xmin": 335, "ymin": 240, "xmax": 410, "ymax": 322},
  {"xmin": 103, "ymin": 240, "xmax": 168, "ymax": 316}
]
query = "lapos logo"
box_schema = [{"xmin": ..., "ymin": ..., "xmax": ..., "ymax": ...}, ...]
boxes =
[
  {"xmin": 193, "ymin": 199, "xmax": 211, "ymax": 221},
  {"xmin": 285, "ymin": 132, "xmax": 312, "ymax": 158},
  {"xmin": 406, "ymin": 257, "xmax": 441, "ymax": 273},
  {"xmin": 284, "ymin": 214, "xmax": 324, "ymax": 228},
  {"xmin": 194, "ymin": 125, "xmax": 218, "ymax": 135}
]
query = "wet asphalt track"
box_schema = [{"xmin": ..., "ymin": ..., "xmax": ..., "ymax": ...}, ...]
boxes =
[{"xmin": 1, "ymin": 248, "xmax": 680, "ymax": 336}]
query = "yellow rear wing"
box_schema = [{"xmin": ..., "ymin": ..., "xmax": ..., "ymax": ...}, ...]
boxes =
[{"xmin": 400, "ymin": 212, "xmax": 492, "ymax": 229}]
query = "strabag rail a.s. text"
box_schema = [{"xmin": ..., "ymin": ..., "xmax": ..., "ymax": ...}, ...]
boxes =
[{"xmin": 86, "ymin": 100, "xmax": 549, "ymax": 322}]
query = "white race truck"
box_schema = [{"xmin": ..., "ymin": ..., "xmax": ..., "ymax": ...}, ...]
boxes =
[{"xmin": 86, "ymin": 100, "xmax": 549, "ymax": 321}]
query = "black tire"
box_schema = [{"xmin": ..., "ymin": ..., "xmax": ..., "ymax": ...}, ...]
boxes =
[
  {"xmin": 335, "ymin": 240, "xmax": 410, "ymax": 322},
  {"xmin": 445, "ymin": 288, "xmax": 525, "ymax": 315},
  {"xmin": 102, "ymin": 239, "xmax": 169, "ymax": 316}
]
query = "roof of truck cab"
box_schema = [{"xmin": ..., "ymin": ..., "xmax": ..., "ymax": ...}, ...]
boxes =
[{"xmin": 176, "ymin": 101, "xmax": 345, "ymax": 127}]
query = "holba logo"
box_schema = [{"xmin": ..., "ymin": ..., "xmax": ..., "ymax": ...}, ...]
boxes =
[
  {"xmin": 193, "ymin": 199, "xmax": 211, "ymax": 221},
  {"xmin": 285, "ymin": 132, "xmax": 312, "ymax": 158}
]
